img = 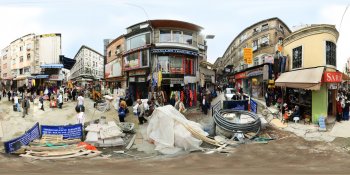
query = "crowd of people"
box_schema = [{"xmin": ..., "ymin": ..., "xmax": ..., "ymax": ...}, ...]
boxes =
[{"xmin": 336, "ymin": 90, "xmax": 350, "ymax": 123}]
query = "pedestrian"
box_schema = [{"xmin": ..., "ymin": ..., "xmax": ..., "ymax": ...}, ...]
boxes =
[
  {"xmin": 137, "ymin": 99, "xmax": 147, "ymax": 125},
  {"xmin": 39, "ymin": 94, "xmax": 45, "ymax": 111},
  {"xmin": 76, "ymin": 105, "xmax": 85, "ymax": 126},
  {"xmin": 14, "ymin": 94, "xmax": 21, "ymax": 112},
  {"xmin": 336, "ymin": 98, "xmax": 343, "ymax": 122},
  {"xmin": 202, "ymin": 95, "xmax": 209, "ymax": 115},
  {"xmin": 169, "ymin": 94, "xmax": 176, "ymax": 106},
  {"xmin": 174, "ymin": 96, "xmax": 186, "ymax": 113},
  {"xmin": 7, "ymin": 90, "xmax": 11, "ymax": 101},
  {"xmin": 77, "ymin": 92, "xmax": 84, "ymax": 108},
  {"xmin": 118, "ymin": 101, "xmax": 127, "ymax": 122},
  {"xmin": 22, "ymin": 96, "xmax": 30, "ymax": 118},
  {"xmin": 72, "ymin": 88, "xmax": 77, "ymax": 101},
  {"xmin": 57, "ymin": 92, "xmax": 63, "ymax": 109}
]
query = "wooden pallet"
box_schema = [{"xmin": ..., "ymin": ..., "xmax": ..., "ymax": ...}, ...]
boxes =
[
  {"xmin": 40, "ymin": 135, "xmax": 63, "ymax": 143},
  {"xmin": 20, "ymin": 150, "xmax": 93, "ymax": 160}
]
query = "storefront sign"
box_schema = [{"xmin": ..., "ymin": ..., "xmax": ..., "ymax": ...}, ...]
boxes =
[
  {"xmin": 138, "ymin": 77, "xmax": 146, "ymax": 82},
  {"xmin": 246, "ymin": 67, "xmax": 263, "ymax": 77},
  {"xmin": 235, "ymin": 72, "xmax": 246, "ymax": 79},
  {"xmin": 170, "ymin": 78, "xmax": 184, "ymax": 84},
  {"xmin": 151, "ymin": 48, "xmax": 199, "ymax": 56},
  {"xmin": 49, "ymin": 74, "xmax": 63, "ymax": 81},
  {"xmin": 41, "ymin": 124, "xmax": 83, "ymax": 140},
  {"xmin": 129, "ymin": 69, "xmax": 147, "ymax": 76},
  {"xmin": 244, "ymin": 48, "xmax": 253, "ymax": 64},
  {"xmin": 4, "ymin": 123, "xmax": 40, "ymax": 153},
  {"xmin": 323, "ymin": 72, "xmax": 342, "ymax": 83},
  {"xmin": 328, "ymin": 83, "xmax": 338, "ymax": 89},
  {"xmin": 129, "ymin": 77, "xmax": 135, "ymax": 82},
  {"xmin": 105, "ymin": 59, "xmax": 122, "ymax": 78}
]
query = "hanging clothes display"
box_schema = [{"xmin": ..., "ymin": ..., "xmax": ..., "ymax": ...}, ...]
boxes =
[
  {"xmin": 189, "ymin": 90, "xmax": 193, "ymax": 107},
  {"xmin": 193, "ymin": 90, "xmax": 197, "ymax": 107},
  {"xmin": 181, "ymin": 91, "xmax": 184, "ymax": 102}
]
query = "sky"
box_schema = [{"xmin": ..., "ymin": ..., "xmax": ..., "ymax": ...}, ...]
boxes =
[{"xmin": 0, "ymin": 0, "xmax": 349, "ymax": 71}]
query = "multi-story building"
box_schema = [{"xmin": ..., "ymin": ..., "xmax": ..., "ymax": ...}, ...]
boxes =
[
  {"xmin": 123, "ymin": 19, "xmax": 207, "ymax": 106},
  {"xmin": 0, "ymin": 33, "xmax": 62, "ymax": 89},
  {"xmin": 1, "ymin": 46, "xmax": 11, "ymax": 89},
  {"xmin": 219, "ymin": 17, "xmax": 291, "ymax": 98},
  {"xmin": 70, "ymin": 45, "xmax": 104, "ymax": 86},
  {"xmin": 275, "ymin": 24, "xmax": 339, "ymax": 123},
  {"xmin": 105, "ymin": 35, "xmax": 126, "ymax": 90}
]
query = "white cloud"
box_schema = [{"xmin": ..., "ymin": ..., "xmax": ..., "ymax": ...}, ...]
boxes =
[{"xmin": 0, "ymin": 6, "xmax": 44, "ymax": 49}]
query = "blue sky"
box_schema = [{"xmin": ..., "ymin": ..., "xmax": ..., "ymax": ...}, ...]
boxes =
[{"xmin": 0, "ymin": 0, "xmax": 349, "ymax": 71}]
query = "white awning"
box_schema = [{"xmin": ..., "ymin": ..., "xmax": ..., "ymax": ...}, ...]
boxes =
[{"xmin": 275, "ymin": 67, "xmax": 324, "ymax": 90}]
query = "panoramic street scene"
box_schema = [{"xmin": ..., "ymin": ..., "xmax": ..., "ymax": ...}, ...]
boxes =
[{"xmin": 1, "ymin": 0, "xmax": 350, "ymax": 174}]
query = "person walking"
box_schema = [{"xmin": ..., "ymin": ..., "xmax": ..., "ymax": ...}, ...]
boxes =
[
  {"xmin": 57, "ymin": 92, "xmax": 63, "ymax": 109},
  {"xmin": 202, "ymin": 95, "xmax": 209, "ymax": 115},
  {"xmin": 136, "ymin": 99, "xmax": 147, "ymax": 125},
  {"xmin": 336, "ymin": 98, "xmax": 343, "ymax": 122},
  {"xmin": 22, "ymin": 96, "xmax": 30, "ymax": 118},
  {"xmin": 76, "ymin": 105, "xmax": 85, "ymax": 126},
  {"xmin": 7, "ymin": 89, "xmax": 11, "ymax": 101},
  {"xmin": 77, "ymin": 92, "xmax": 84, "ymax": 107},
  {"xmin": 39, "ymin": 94, "xmax": 45, "ymax": 111},
  {"xmin": 14, "ymin": 94, "xmax": 21, "ymax": 112}
]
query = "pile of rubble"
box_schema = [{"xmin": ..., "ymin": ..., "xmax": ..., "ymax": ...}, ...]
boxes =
[{"xmin": 85, "ymin": 121, "xmax": 125, "ymax": 147}]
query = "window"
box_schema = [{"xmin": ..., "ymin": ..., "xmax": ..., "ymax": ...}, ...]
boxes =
[
  {"xmin": 253, "ymin": 27, "xmax": 260, "ymax": 34},
  {"xmin": 261, "ymin": 23, "xmax": 269, "ymax": 31},
  {"xmin": 141, "ymin": 50, "xmax": 148, "ymax": 66},
  {"xmin": 278, "ymin": 37, "xmax": 283, "ymax": 45},
  {"xmin": 292, "ymin": 46, "xmax": 302, "ymax": 69},
  {"xmin": 260, "ymin": 35, "xmax": 269, "ymax": 47},
  {"xmin": 19, "ymin": 69, "xmax": 23, "ymax": 75},
  {"xmin": 24, "ymin": 67, "xmax": 30, "ymax": 73},
  {"xmin": 252, "ymin": 40, "xmax": 258, "ymax": 51},
  {"xmin": 326, "ymin": 41, "xmax": 336, "ymax": 66},
  {"xmin": 183, "ymin": 31, "xmax": 193, "ymax": 45},
  {"xmin": 160, "ymin": 30, "xmax": 171, "ymax": 42},
  {"xmin": 3, "ymin": 63, "xmax": 7, "ymax": 69},
  {"xmin": 27, "ymin": 53, "xmax": 31, "ymax": 60},
  {"xmin": 26, "ymin": 44, "xmax": 32, "ymax": 51},
  {"xmin": 173, "ymin": 30, "xmax": 182, "ymax": 43},
  {"xmin": 108, "ymin": 51, "xmax": 111, "ymax": 57},
  {"xmin": 19, "ymin": 46, "xmax": 23, "ymax": 51},
  {"xmin": 126, "ymin": 33, "xmax": 151, "ymax": 51},
  {"xmin": 20, "ymin": 56, "xmax": 23, "ymax": 62},
  {"xmin": 254, "ymin": 57, "xmax": 259, "ymax": 66}
]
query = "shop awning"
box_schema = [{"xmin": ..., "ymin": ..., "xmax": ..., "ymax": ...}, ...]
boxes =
[{"xmin": 275, "ymin": 67, "xmax": 324, "ymax": 90}]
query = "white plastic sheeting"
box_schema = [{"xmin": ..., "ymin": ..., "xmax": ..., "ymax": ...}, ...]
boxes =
[{"xmin": 146, "ymin": 105, "xmax": 208, "ymax": 154}]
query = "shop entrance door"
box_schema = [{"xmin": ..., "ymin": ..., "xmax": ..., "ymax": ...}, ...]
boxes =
[{"xmin": 328, "ymin": 89, "xmax": 337, "ymax": 117}]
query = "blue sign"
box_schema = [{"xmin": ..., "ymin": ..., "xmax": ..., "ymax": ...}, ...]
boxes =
[
  {"xmin": 223, "ymin": 100, "xmax": 248, "ymax": 111},
  {"xmin": 151, "ymin": 48, "xmax": 199, "ymax": 56},
  {"xmin": 41, "ymin": 124, "xmax": 83, "ymax": 139},
  {"xmin": 4, "ymin": 123, "xmax": 40, "ymax": 153},
  {"xmin": 250, "ymin": 99, "xmax": 258, "ymax": 114}
]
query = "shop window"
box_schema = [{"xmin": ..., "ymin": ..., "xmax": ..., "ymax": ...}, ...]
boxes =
[
  {"xmin": 170, "ymin": 56, "xmax": 183, "ymax": 74},
  {"xmin": 326, "ymin": 41, "xmax": 336, "ymax": 67},
  {"xmin": 158, "ymin": 56, "xmax": 170, "ymax": 73},
  {"xmin": 160, "ymin": 30, "xmax": 171, "ymax": 42},
  {"xmin": 292, "ymin": 46, "xmax": 302, "ymax": 69}
]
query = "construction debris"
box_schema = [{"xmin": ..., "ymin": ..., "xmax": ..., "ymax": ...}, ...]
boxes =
[
  {"xmin": 20, "ymin": 135, "xmax": 101, "ymax": 160},
  {"xmin": 85, "ymin": 120, "xmax": 125, "ymax": 147}
]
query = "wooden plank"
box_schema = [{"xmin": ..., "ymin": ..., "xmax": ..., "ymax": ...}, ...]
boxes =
[
  {"xmin": 26, "ymin": 149, "xmax": 84, "ymax": 157},
  {"xmin": 23, "ymin": 145, "xmax": 79, "ymax": 152},
  {"xmin": 20, "ymin": 150, "xmax": 92, "ymax": 160},
  {"xmin": 126, "ymin": 135, "xmax": 136, "ymax": 150}
]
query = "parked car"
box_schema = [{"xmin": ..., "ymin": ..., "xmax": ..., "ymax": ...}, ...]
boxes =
[{"xmin": 224, "ymin": 88, "xmax": 236, "ymax": 100}]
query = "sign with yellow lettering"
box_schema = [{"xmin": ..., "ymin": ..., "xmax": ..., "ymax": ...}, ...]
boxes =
[{"xmin": 244, "ymin": 48, "xmax": 253, "ymax": 64}]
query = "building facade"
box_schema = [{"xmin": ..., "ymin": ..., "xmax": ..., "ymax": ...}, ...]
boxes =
[
  {"xmin": 105, "ymin": 35, "xmax": 126, "ymax": 90},
  {"xmin": 0, "ymin": 33, "xmax": 62, "ymax": 89},
  {"xmin": 276, "ymin": 24, "xmax": 339, "ymax": 123},
  {"xmin": 122, "ymin": 20, "xmax": 207, "ymax": 106},
  {"xmin": 70, "ymin": 45, "xmax": 104, "ymax": 86},
  {"xmin": 219, "ymin": 17, "xmax": 291, "ymax": 98}
]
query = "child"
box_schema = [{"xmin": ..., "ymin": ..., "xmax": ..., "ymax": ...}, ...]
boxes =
[
  {"xmin": 118, "ymin": 101, "xmax": 127, "ymax": 122},
  {"xmin": 76, "ymin": 105, "xmax": 85, "ymax": 126}
]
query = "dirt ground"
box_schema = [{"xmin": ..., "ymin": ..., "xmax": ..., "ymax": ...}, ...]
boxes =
[
  {"xmin": 2, "ymin": 95, "xmax": 350, "ymax": 174},
  {"xmin": 1, "ymin": 126, "xmax": 350, "ymax": 174}
]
